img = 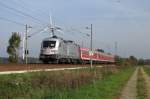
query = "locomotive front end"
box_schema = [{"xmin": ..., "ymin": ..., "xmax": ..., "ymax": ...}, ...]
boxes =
[{"xmin": 39, "ymin": 37, "xmax": 60, "ymax": 63}]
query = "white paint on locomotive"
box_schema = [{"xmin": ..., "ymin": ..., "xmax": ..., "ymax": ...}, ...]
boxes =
[{"xmin": 39, "ymin": 36, "xmax": 81, "ymax": 63}]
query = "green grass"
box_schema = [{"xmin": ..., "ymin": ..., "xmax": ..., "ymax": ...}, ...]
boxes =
[
  {"xmin": 144, "ymin": 66, "xmax": 150, "ymax": 76},
  {"xmin": 53, "ymin": 67, "xmax": 135, "ymax": 99},
  {"xmin": 0, "ymin": 67, "xmax": 134, "ymax": 99},
  {"xmin": 137, "ymin": 67, "xmax": 147, "ymax": 99}
]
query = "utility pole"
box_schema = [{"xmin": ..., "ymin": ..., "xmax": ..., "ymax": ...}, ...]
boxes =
[
  {"xmin": 24, "ymin": 24, "xmax": 32, "ymax": 64},
  {"xmin": 25, "ymin": 24, "xmax": 28, "ymax": 64},
  {"xmin": 22, "ymin": 32, "xmax": 25, "ymax": 61},
  {"xmin": 115, "ymin": 41, "xmax": 118, "ymax": 56},
  {"xmin": 86, "ymin": 24, "xmax": 93, "ymax": 69},
  {"xmin": 90, "ymin": 24, "xmax": 93, "ymax": 69}
]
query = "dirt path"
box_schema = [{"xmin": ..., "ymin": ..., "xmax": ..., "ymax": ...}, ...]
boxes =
[
  {"xmin": 141, "ymin": 67, "xmax": 150, "ymax": 98},
  {"xmin": 120, "ymin": 67, "xmax": 139, "ymax": 99}
]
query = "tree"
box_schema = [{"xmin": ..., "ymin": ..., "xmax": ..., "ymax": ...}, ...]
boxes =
[
  {"xmin": 128, "ymin": 56, "xmax": 138, "ymax": 66},
  {"xmin": 7, "ymin": 32, "xmax": 21, "ymax": 63},
  {"xmin": 115, "ymin": 55, "xmax": 122, "ymax": 65},
  {"xmin": 144, "ymin": 59, "xmax": 150, "ymax": 65},
  {"xmin": 115, "ymin": 56, "xmax": 129, "ymax": 66},
  {"xmin": 138, "ymin": 59, "xmax": 145, "ymax": 65},
  {"xmin": 115, "ymin": 55, "xmax": 138, "ymax": 67}
]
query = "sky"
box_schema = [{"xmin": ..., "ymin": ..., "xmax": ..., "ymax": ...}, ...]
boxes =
[{"xmin": 0, "ymin": 0, "xmax": 150, "ymax": 59}]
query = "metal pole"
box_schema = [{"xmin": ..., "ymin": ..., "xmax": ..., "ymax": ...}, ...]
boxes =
[
  {"xmin": 115, "ymin": 41, "xmax": 118, "ymax": 56},
  {"xmin": 25, "ymin": 24, "xmax": 28, "ymax": 64},
  {"xmin": 22, "ymin": 31, "xmax": 25, "ymax": 61},
  {"xmin": 90, "ymin": 24, "xmax": 93, "ymax": 69}
]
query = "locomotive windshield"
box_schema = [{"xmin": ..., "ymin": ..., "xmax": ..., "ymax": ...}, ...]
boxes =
[{"xmin": 43, "ymin": 41, "xmax": 56, "ymax": 48}]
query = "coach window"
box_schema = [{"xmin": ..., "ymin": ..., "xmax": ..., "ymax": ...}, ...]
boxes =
[{"xmin": 82, "ymin": 50, "xmax": 88, "ymax": 55}]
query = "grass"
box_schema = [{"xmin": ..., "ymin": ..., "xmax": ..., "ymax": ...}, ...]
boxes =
[
  {"xmin": 0, "ymin": 67, "xmax": 102, "ymax": 99},
  {"xmin": 144, "ymin": 66, "xmax": 150, "ymax": 76},
  {"xmin": 0, "ymin": 66, "xmax": 134, "ymax": 99},
  {"xmin": 54, "ymin": 67, "xmax": 135, "ymax": 99},
  {"xmin": 137, "ymin": 67, "xmax": 147, "ymax": 99}
]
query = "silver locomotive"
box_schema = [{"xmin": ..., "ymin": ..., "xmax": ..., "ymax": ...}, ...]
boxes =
[{"xmin": 39, "ymin": 36, "xmax": 81, "ymax": 63}]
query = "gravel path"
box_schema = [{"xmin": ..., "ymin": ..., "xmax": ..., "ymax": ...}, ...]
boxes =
[
  {"xmin": 120, "ymin": 67, "xmax": 138, "ymax": 99},
  {"xmin": 141, "ymin": 67, "xmax": 150, "ymax": 98}
]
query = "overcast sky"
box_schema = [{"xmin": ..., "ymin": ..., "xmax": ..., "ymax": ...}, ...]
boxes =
[{"xmin": 0, "ymin": 0, "xmax": 150, "ymax": 59}]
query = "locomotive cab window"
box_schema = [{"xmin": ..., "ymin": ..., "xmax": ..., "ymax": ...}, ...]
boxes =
[{"xmin": 43, "ymin": 41, "xmax": 56, "ymax": 48}]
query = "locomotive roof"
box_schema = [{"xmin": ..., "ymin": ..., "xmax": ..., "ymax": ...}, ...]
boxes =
[
  {"xmin": 43, "ymin": 36, "xmax": 63, "ymax": 41},
  {"xmin": 43, "ymin": 36, "xmax": 75, "ymax": 43},
  {"xmin": 42, "ymin": 35, "xmax": 79, "ymax": 46}
]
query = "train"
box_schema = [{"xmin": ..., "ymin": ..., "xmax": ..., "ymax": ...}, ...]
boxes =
[{"xmin": 39, "ymin": 36, "xmax": 115, "ymax": 64}]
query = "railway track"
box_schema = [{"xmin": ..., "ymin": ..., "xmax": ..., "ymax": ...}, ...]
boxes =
[{"xmin": 0, "ymin": 64, "xmax": 90, "ymax": 71}]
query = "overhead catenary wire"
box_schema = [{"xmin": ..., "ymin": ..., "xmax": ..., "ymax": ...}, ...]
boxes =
[
  {"xmin": 0, "ymin": 16, "xmax": 26, "ymax": 26},
  {"xmin": 28, "ymin": 28, "xmax": 47, "ymax": 38},
  {"xmin": 66, "ymin": 27, "xmax": 90, "ymax": 38},
  {"xmin": 0, "ymin": 1, "xmax": 46, "ymax": 25},
  {"xmin": 0, "ymin": 0, "xmax": 65, "ymax": 38},
  {"xmin": 0, "ymin": 16, "xmax": 41, "ymax": 30},
  {"xmin": 12, "ymin": 0, "xmax": 49, "ymax": 20}
]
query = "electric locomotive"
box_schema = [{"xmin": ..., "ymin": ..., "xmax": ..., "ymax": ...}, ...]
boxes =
[{"xmin": 39, "ymin": 36, "xmax": 80, "ymax": 63}]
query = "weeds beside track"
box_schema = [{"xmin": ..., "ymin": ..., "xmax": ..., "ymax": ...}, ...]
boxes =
[{"xmin": 0, "ymin": 66, "xmax": 134, "ymax": 99}]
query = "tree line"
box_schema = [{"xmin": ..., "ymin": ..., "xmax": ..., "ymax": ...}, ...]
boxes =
[{"xmin": 115, "ymin": 55, "xmax": 149, "ymax": 66}]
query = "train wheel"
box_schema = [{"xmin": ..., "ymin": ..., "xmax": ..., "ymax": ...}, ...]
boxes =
[
  {"xmin": 55, "ymin": 60, "xmax": 59, "ymax": 64},
  {"xmin": 43, "ymin": 60, "xmax": 49, "ymax": 64}
]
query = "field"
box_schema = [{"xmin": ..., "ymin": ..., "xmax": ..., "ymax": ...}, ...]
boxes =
[
  {"xmin": 144, "ymin": 66, "xmax": 150, "ymax": 75},
  {"xmin": 0, "ymin": 65, "xmax": 134, "ymax": 99}
]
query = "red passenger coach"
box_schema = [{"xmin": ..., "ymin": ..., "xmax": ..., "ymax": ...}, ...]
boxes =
[
  {"xmin": 80, "ymin": 48, "xmax": 115, "ymax": 63},
  {"xmin": 80, "ymin": 48, "xmax": 90, "ymax": 60}
]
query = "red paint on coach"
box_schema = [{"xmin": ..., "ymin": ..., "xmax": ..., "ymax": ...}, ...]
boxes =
[{"xmin": 80, "ymin": 48, "xmax": 115, "ymax": 62}]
